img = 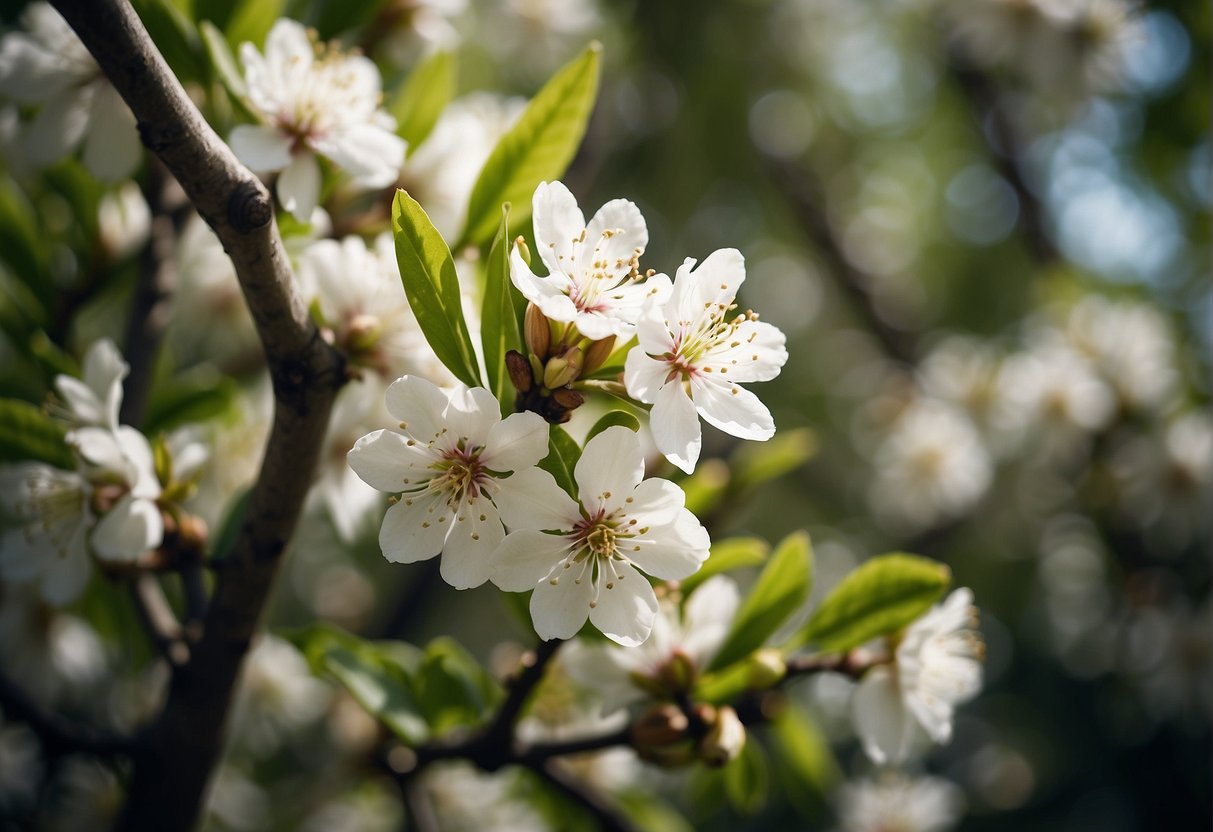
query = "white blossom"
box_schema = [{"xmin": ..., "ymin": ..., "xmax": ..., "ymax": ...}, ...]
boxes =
[
  {"xmin": 851, "ymin": 588, "xmax": 984, "ymax": 765},
  {"xmin": 491, "ymin": 426, "xmax": 710, "ymax": 646},
  {"xmin": 54, "ymin": 337, "xmax": 127, "ymax": 432},
  {"xmin": 510, "ymin": 180, "xmax": 668, "ymax": 341},
  {"xmin": 0, "ymin": 463, "xmax": 93, "ymax": 604},
  {"xmin": 0, "ymin": 3, "xmax": 140, "ymax": 180},
  {"xmin": 0, "ymin": 590, "xmax": 106, "ymax": 709},
  {"xmin": 869, "ymin": 399, "xmax": 993, "ymax": 530},
  {"xmin": 347, "ymin": 376, "xmax": 550, "ymax": 589},
  {"xmin": 231, "ymin": 634, "xmax": 332, "ymax": 756},
  {"xmin": 999, "ymin": 342, "xmax": 1115, "ymax": 440},
  {"xmin": 624, "ymin": 247, "xmax": 787, "ymax": 473},
  {"xmin": 836, "ymin": 773, "xmax": 964, "ymax": 832},
  {"xmin": 1063, "ymin": 296, "xmax": 1178, "ymax": 412},
  {"xmin": 66, "ymin": 425, "xmax": 163, "ymax": 563},
  {"xmin": 563, "ymin": 575, "xmax": 740, "ymax": 713},
  {"xmin": 230, "ymin": 19, "xmax": 406, "ymax": 220},
  {"xmin": 97, "ymin": 181, "xmax": 151, "ymax": 262}
]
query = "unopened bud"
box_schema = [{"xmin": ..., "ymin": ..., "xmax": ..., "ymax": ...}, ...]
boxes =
[
  {"xmin": 630, "ymin": 703, "xmax": 689, "ymax": 749},
  {"xmin": 746, "ymin": 648, "xmax": 787, "ymax": 690},
  {"xmin": 698, "ymin": 705, "xmax": 746, "ymax": 767},
  {"xmin": 582, "ymin": 335, "xmax": 616, "ymax": 376},
  {"xmin": 543, "ymin": 349, "xmax": 582, "ymax": 389},
  {"xmin": 524, "ymin": 304, "xmax": 551, "ymax": 359},
  {"xmin": 657, "ymin": 649, "xmax": 697, "ymax": 694},
  {"xmin": 90, "ymin": 483, "xmax": 127, "ymax": 516},
  {"xmin": 551, "ymin": 388, "xmax": 584, "ymax": 409},
  {"xmin": 506, "ymin": 350, "xmax": 533, "ymax": 392},
  {"xmin": 346, "ymin": 313, "xmax": 382, "ymax": 353},
  {"xmin": 513, "ymin": 236, "xmax": 532, "ymax": 266}
]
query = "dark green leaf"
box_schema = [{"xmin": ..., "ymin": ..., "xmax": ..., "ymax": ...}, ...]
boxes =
[
  {"xmin": 708, "ymin": 531, "xmax": 813, "ymax": 672},
  {"xmin": 200, "ymin": 20, "xmax": 251, "ymax": 109},
  {"xmin": 584, "ymin": 410, "xmax": 640, "ymax": 445},
  {"xmin": 480, "ymin": 205, "xmax": 521, "ymax": 415},
  {"xmin": 144, "ymin": 370, "xmax": 237, "ymax": 434},
  {"xmin": 681, "ymin": 536, "xmax": 769, "ymax": 596},
  {"xmin": 770, "ymin": 706, "xmax": 839, "ymax": 807},
  {"xmin": 723, "ymin": 736, "xmax": 769, "ymax": 816},
  {"xmin": 412, "ymin": 637, "xmax": 502, "ymax": 734},
  {"xmin": 389, "ymin": 50, "xmax": 457, "ymax": 155},
  {"xmin": 538, "ymin": 424, "xmax": 580, "ymax": 497},
  {"xmin": 800, "ymin": 553, "xmax": 951, "ymax": 652},
  {"xmin": 458, "ymin": 43, "xmax": 602, "ymax": 249},
  {"xmin": 132, "ymin": 0, "xmax": 204, "ymax": 83},
  {"xmin": 392, "ymin": 190, "xmax": 482, "ymax": 387},
  {"xmin": 0, "ymin": 398, "xmax": 72, "ymax": 469}
]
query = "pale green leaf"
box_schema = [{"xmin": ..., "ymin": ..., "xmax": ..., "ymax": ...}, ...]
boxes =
[
  {"xmin": 389, "ymin": 50, "xmax": 457, "ymax": 154},
  {"xmin": 681, "ymin": 536, "xmax": 768, "ymax": 596},
  {"xmin": 0, "ymin": 399, "xmax": 73, "ymax": 469},
  {"xmin": 480, "ymin": 205, "xmax": 521, "ymax": 415},
  {"xmin": 584, "ymin": 410, "xmax": 640, "ymax": 445}
]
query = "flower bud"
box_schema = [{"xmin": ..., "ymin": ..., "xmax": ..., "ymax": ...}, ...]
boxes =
[
  {"xmin": 582, "ymin": 335, "xmax": 616, "ymax": 376},
  {"xmin": 506, "ymin": 350, "xmax": 533, "ymax": 392},
  {"xmin": 656, "ymin": 648, "xmax": 697, "ymax": 695},
  {"xmin": 543, "ymin": 348, "xmax": 583, "ymax": 389},
  {"xmin": 524, "ymin": 304, "xmax": 551, "ymax": 359},
  {"xmin": 551, "ymin": 388, "xmax": 585, "ymax": 409},
  {"xmin": 746, "ymin": 648, "xmax": 787, "ymax": 690},
  {"xmin": 513, "ymin": 236, "xmax": 532, "ymax": 267},
  {"xmin": 346, "ymin": 313, "xmax": 383, "ymax": 354},
  {"xmin": 630, "ymin": 703, "xmax": 689, "ymax": 749},
  {"xmin": 698, "ymin": 705, "xmax": 746, "ymax": 767}
]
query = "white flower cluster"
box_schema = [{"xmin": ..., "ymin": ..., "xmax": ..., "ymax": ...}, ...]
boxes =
[
  {"xmin": 0, "ymin": 340, "xmax": 203, "ymax": 605},
  {"xmin": 345, "ymin": 180, "xmax": 789, "ymax": 646}
]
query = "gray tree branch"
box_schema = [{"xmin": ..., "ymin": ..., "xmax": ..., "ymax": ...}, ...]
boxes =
[{"xmin": 48, "ymin": 1, "xmax": 346, "ymax": 829}]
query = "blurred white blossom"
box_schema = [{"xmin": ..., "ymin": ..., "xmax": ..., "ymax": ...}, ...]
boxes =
[{"xmin": 836, "ymin": 773, "xmax": 964, "ymax": 832}]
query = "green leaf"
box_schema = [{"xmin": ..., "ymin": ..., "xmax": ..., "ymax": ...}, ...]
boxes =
[
  {"xmin": 0, "ymin": 178, "xmax": 47, "ymax": 312},
  {"xmin": 584, "ymin": 410, "xmax": 640, "ymax": 445},
  {"xmin": 708, "ymin": 531, "xmax": 813, "ymax": 672},
  {"xmin": 724, "ymin": 737, "xmax": 769, "ymax": 816},
  {"xmin": 0, "ymin": 399, "xmax": 73, "ymax": 469},
  {"xmin": 144, "ymin": 370, "xmax": 237, "ymax": 434},
  {"xmin": 678, "ymin": 459, "xmax": 730, "ymax": 519},
  {"xmin": 770, "ymin": 706, "xmax": 839, "ymax": 807},
  {"xmin": 389, "ymin": 50, "xmax": 457, "ymax": 155},
  {"xmin": 480, "ymin": 205, "xmax": 521, "ymax": 415},
  {"xmin": 392, "ymin": 190, "xmax": 482, "ymax": 387},
  {"xmin": 200, "ymin": 20, "xmax": 250, "ymax": 106},
  {"xmin": 694, "ymin": 661, "xmax": 752, "ymax": 705},
  {"xmin": 224, "ymin": 0, "xmax": 284, "ymax": 49},
  {"xmin": 731, "ymin": 427, "xmax": 817, "ymax": 491},
  {"xmin": 800, "ymin": 553, "xmax": 951, "ymax": 652},
  {"xmin": 131, "ymin": 0, "xmax": 204, "ymax": 84},
  {"xmin": 537, "ymin": 424, "xmax": 580, "ymax": 497},
  {"xmin": 412, "ymin": 637, "xmax": 503, "ymax": 734},
  {"xmin": 457, "ymin": 42, "xmax": 602, "ymax": 249},
  {"xmin": 681, "ymin": 536, "xmax": 769, "ymax": 596}
]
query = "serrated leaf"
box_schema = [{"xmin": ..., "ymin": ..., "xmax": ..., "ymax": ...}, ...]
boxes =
[
  {"xmin": 390, "ymin": 50, "xmax": 457, "ymax": 155},
  {"xmin": 480, "ymin": 205, "xmax": 521, "ymax": 415},
  {"xmin": 770, "ymin": 706, "xmax": 839, "ymax": 805},
  {"xmin": 724, "ymin": 737, "xmax": 769, "ymax": 816},
  {"xmin": 801, "ymin": 553, "xmax": 951, "ymax": 652},
  {"xmin": 392, "ymin": 190, "xmax": 482, "ymax": 387},
  {"xmin": 538, "ymin": 424, "xmax": 580, "ymax": 498},
  {"xmin": 708, "ymin": 531, "xmax": 813, "ymax": 672},
  {"xmin": 584, "ymin": 410, "xmax": 640, "ymax": 445},
  {"xmin": 457, "ymin": 42, "xmax": 601, "ymax": 249},
  {"xmin": 681, "ymin": 536, "xmax": 769, "ymax": 596},
  {"xmin": 224, "ymin": 0, "xmax": 284, "ymax": 49},
  {"xmin": 0, "ymin": 398, "xmax": 73, "ymax": 469}
]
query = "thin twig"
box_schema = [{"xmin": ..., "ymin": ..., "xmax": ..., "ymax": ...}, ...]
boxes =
[
  {"xmin": 49, "ymin": 3, "xmax": 346, "ymax": 829},
  {"xmin": 524, "ymin": 759, "xmax": 638, "ymax": 832},
  {"xmin": 0, "ymin": 667, "xmax": 135, "ymax": 758},
  {"xmin": 516, "ymin": 724, "xmax": 633, "ymax": 766},
  {"xmin": 130, "ymin": 573, "xmax": 190, "ymax": 667}
]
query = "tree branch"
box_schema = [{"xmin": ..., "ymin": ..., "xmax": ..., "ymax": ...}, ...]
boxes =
[
  {"xmin": 49, "ymin": 2, "xmax": 346, "ymax": 829},
  {"xmin": 524, "ymin": 759, "xmax": 638, "ymax": 832}
]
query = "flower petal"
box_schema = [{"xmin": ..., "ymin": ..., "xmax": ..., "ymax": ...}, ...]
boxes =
[
  {"xmin": 438, "ymin": 498, "xmax": 503, "ymax": 589},
  {"xmin": 623, "ymin": 349, "xmax": 668, "ymax": 405},
  {"xmin": 68, "ymin": 426, "xmax": 128, "ymax": 474},
  {"xmin": 589, "ymin": 560, "xmax": 657, "ymax": 647},
  {"xmin": 626, "ymin": 508, "xmax": 709, "ymax": 581},
  {"xmin": 681, "ymin": 575, "xmax": 740, "ymax": 666},
  {"xmin": 347, "ymin": 429, "xmax": 436, "ymax": 493},
  {"xmin": 55, "ymin": 375, "xmax": 105, "ymax": 427},
  {"xmin": 384, "ymin": 375, "xmax": 449, "ymax": 444},
  {"xmin": 315, "ymin": 123, "xmax": 405, "ymax": 188},
  {"xmin": 510, "ymin": 246, "xmax": 578, "ymax": 323},
  {"xmin": 530, "ymin": 562, "xmax": 592, "ymax": 641},
  {"xmin": 493, "ymin": 466, "xmax": 579, "ymax": 532},
  {"xmin": 25, "ymin": 87, "xmax": 90, "ymax": 168},
  {"xmin": 378, "ymin": 492, "xmax": 449, "ymax": 564},
  {"xmin": 277, "ymin": 152, "xmax": 322, "ymax": 220},
  {"xmin": 81, "ymin": 338, "xmax": 128, "ymax": 430},
  {"xmin": 228, "ymin": 124, "xmax": 293, "ymax": 173},
  {"xmin": 490, "ymin": 528, "xmax": 570, "ymax": 591},
  {"xmin": 690, "ymin": 376, "xmax": 775, "ymax": 441},
  {"xmin": 703, "ymin": 319, "xmax": 787, "ymax": 384},
  {"xmin": 482, "ymin": 411, "xmax": 549, "ymax": 472},
  {"xmin": 92, "ymin": 494, "xmax": 163, "ymax": 562},
  {"xmin": 852, "ymin": 666, "xmax": 913, "ymax": 766},
  {"xmin": 40, "ymin": 538, "xmax": 92, "ymax": 606},
  {"xmin": 442, "ymin": 385, "xmax": 500, "ymax": 450},
  {"xmin": 625, "ymin": 477, "xmax": 685, "ymax": 527},
  {"xmin": 582, "ymin": 198, "xmax": 648, "ymax": 280},
  {"xmin": 575, "ymin": 426, "xmax": 644, "ymax": 515},
  {"xmin": 531, "ymin": 180, "xmax": 586, "ymax": 278},
  {"xmin": 82, "ymin": 82, "xmax": 140, "ymax": 182},
  {"xmin": 650, "ymin": 379, "xmax": 701, "ymax": 474}
]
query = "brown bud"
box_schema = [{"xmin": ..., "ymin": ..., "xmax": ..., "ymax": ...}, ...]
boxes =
[
  {"xmin": 505, "ymin": 350, "xmax": 533, "ymax": 392},
  {"xmin": 524, "ymin": 303, "xmax": 551, "ymax": 359},
  {"xmin": 630, "ymin": 703, "xmax": 689, "ymax": 749},
  {"xmin": 582, "ymin": 335, "xmax": 616, "ymax": 376},
  {"xmin": 551, "ymin": 388, "xmax": 585, "ymax": 409},
  {"xmin": 656, "ymin": 648, "xmax": 697, "ymax": 694}
]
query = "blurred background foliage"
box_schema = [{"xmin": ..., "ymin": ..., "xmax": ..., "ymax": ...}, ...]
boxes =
[{"xmin": 0, "ymin": 0, "xmax": 1207, "ymax": 830}]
